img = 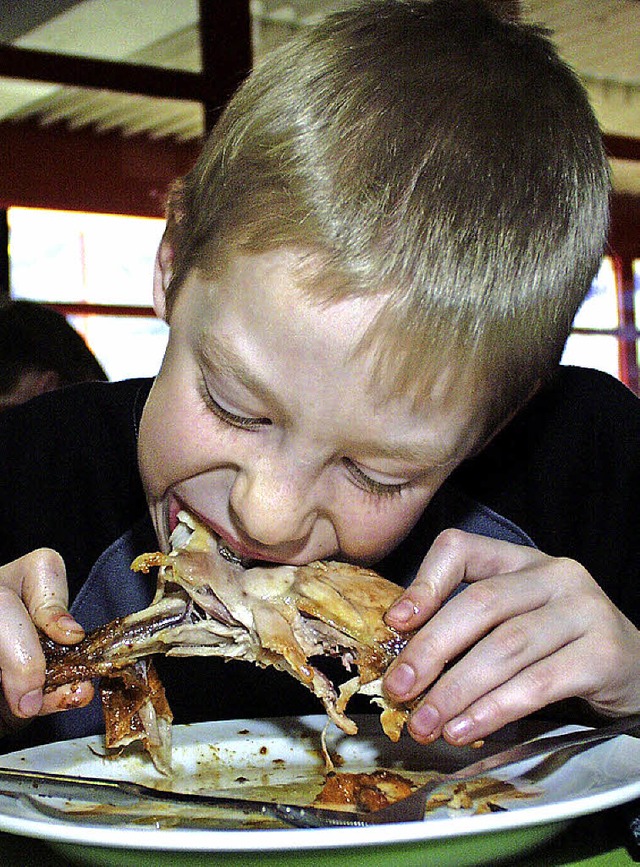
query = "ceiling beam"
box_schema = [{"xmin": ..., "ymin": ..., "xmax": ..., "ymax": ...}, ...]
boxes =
[
  {"xmin": 199, "ymin": 0, "xmax": 252, "ymax": 132},
  {"xmin": 0, "ymin": 44, "xmax": 204, "ymax": 102},
  {"xmin": 0, "ymin": 46, "xmax": 636, "ymax": 159},
  {"xmin": 0, "ymin": 1, "xmax": 253, "ymax": 131},
  {"xmin": 605, "ymin": 135, "xmax": 640, "ymax": 163},
  {"xmin": 0, "ymin": 16, "xmax": 637, "ymax": 159}
]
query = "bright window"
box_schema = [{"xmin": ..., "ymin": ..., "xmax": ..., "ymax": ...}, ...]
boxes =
[
  {"xmin": 7, "ymin": 207, "xmax": 168, "ymax": 380},
  {"xmin": 635, "ymin": 260, "xmax": 640, "ymax": 330},
  {"xmin": 561, "ymin": 256, "xmax": 639, "ymax": 393}
]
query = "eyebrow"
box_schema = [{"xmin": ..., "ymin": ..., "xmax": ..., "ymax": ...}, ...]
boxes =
[
  {"xmin": 357, "ymin": 437, "xmax": 460, "ymax": 469},
  {"xmin": 197, "ymin": 333, "xmax": 284, "ymax": 410}
]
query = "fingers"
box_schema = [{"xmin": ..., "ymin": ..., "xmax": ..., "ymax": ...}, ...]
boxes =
[
  {"xmin": 40, "ymin": 682, "xmax": 95, "ymax": 716},
  {"xmin": 384, "ymin": 531, "xmax": 551, "ymax": 706},
  {"xmin": 0, "ymin": 681, "xmax": 95, "ymax": 738},
  {"xmin": 405, "ymin": 603, "xmax": 583, "ymax": 744},
  {"xmin": 0, "ymin": 549, "xmax": 87, "ymax": 722},
  {"xmin": 411, "ymin": 644, "xmax": 585, "ymax": 746},
  {"xmin": 385, "ymin": 529, "xmax": 541, "ymax": 631},
  {"xmin": 386, "ymin": 560, "xmax": 554, "ymax": 700},
  {"xmin": 382, "ymin": 530, "xmax": 640, "ymax": 745},
  {"xmin": 2, "ymin": 549, "xmax": 84, "ymax": 643}
]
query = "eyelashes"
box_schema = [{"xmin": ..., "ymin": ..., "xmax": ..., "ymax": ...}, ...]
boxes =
[
  {"xmin": 343, "ymin": 459, "xmax": 408, "ymax": 498},
  {"xmin": 199, "ymin": 378, "xmax": 270, "ymax": 430},
  {"xmin": 210, "ymin": 400, "xmax": 266, "ymax": 429}
]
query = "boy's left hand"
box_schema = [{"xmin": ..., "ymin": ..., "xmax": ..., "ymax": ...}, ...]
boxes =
[{"xmin": 383, "ymin": 529, "xmax": 640, "ymax": 745}]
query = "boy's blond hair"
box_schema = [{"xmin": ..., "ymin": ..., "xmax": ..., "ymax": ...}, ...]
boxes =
[{"xmin": 165, "ymin": 0, "xmax": 609, "ymax": 440}]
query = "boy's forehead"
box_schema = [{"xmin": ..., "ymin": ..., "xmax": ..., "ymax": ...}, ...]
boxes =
[{"xmin": 190, "ymin": 247, "xmax": 482, "ymax": 414}]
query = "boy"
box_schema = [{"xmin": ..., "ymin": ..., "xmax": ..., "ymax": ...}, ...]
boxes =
[{"xmin": 0, "ymin": 0, "xmax": 638, "ymax": 752}]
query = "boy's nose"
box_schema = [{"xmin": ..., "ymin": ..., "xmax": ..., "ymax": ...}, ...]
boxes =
[{"xmin": 228, "ymin": 462, "xmax": 319, "ymax": 549}]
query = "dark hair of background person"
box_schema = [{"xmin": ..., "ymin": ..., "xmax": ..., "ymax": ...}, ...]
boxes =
[{"xmin": 0, "ymin": 299, "xmax": 108, "ymax": 409}]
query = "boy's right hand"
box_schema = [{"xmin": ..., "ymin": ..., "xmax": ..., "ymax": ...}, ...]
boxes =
[{"xmin": 0, "ymin": 549, "xmax": 94, "ymax": 735}]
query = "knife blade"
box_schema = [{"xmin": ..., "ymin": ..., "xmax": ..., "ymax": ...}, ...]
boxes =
[{"xmin": 0, "ymin": 766, "xmax": 354, "ymax": 826}]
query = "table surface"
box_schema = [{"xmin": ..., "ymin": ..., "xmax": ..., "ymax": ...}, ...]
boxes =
[{"xmin": 0, "ymin": 807, "xmax": 636, "ymax": 867}]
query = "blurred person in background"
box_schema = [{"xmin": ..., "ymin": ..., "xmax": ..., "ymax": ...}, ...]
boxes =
[{"xmin": 0, "ymin": 299, "xmax": 107, "ymax": 410}]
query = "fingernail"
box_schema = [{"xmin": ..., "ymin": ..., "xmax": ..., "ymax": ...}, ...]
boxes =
[
  {"xmin": 385, "ymin": 662, "xmax": 416, "ymax": 697},
  {"xmin": 18, "ymin": 689, "xmax": 43, "ymax": 717},
  {"xmin": 444, "ymin": 716, "xmax": 473, "ymax": 743},
  {"xmin": 409, "ymin": 704, "xmax": 440, "ymax": 739},
  {"xmin": 53, "ymin": 613, "xmax": 84, "ymax": 636},
  {"xmin": 60, "ymin": 683, "xmax": 90, "ymax": 710},
  {"xmin": 387, "ymin": 599, "xmax": 419, "ymax": 624}
]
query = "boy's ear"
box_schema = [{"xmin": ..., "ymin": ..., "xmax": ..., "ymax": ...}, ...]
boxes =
[{"xmin": 153, "ymin": 237, "xmax": 174, "ymax": 322}]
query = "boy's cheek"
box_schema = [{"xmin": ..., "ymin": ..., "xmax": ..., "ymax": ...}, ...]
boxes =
[
  {"xmin": 338, "ymin": 498, "xmax": 433, "ymax": 564},
  {"xmin": 137, "ymin": 386, "xmax": 182, "ymax": 494}
]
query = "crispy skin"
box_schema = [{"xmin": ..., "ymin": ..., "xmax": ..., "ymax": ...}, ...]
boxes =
[
  {"xmin": 43, "ymin": 514, "xmax": 412, "ymax": 771},
  {"xmin": 100, "ymin": 661, "xmax": 173, "ymax": 772}
]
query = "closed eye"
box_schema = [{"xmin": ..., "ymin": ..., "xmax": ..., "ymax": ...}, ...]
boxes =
[
  {"xmin": 199, "ymin": 378, "xmax": 271, "ymax": 430},
  {"xmin": 344, "ymin": 458, "xmax": 409, "ymax": 497}
]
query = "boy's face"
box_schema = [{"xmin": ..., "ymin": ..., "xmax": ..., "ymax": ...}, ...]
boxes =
[{"xmin": 139, "ymin": 248, "xmax": 485, "ymax": 565}]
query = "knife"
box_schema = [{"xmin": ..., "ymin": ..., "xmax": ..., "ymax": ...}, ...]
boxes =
[
  {"xmin": 0, "ymin": 767, "xmax": 291, "ymax": 819},
  {"xmin": 0, "ymin": 765, "xmax": 356, "ymax": 826}
]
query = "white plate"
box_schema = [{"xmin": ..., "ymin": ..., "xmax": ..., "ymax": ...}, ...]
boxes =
[{"xmin": 0, "ymin": 715, "xmax": 638, "ymax": 867}]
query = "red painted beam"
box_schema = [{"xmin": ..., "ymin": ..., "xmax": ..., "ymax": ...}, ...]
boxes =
[
  {"xmin": 199, "ymin": 0, "xmax": 252, "ymax": 132},
  {"xmin": 604, "ymin": 135, "xmax": 640, "ymax": 162},
  {"xmin": 0, "ymin": 120, "xmax": 201, "ymax": 217}
]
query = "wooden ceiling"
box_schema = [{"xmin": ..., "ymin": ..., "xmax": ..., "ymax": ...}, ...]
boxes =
[{"xmin": 0, "ymin": 0, "xmax": 638, "ymax": 194}]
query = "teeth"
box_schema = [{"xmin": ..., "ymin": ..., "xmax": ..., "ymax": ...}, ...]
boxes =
[
  {"xmin": 218, "ymin": 543, "xmax": 243, "ymax": 565},
  {"xmin": 169, "ymin": 513, "xmax": 195, "ymax": 550}
]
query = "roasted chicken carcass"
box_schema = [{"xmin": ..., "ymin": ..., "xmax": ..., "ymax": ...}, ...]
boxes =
[{"xmin": 43, "ymin": 512, "xmax": 412, "ymax": 773}]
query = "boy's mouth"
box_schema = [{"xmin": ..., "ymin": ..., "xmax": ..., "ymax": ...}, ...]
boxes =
[
  {"xmin": 169, "ymin": 502, "xmax": 270, "ymax": 569},
  {"xmin": 167, "ymin": 492, "xmax": 332, "ymax": 569},
  {"xmin": 215, "ymin": 537, "xmax": 280, "ymax": 569}
]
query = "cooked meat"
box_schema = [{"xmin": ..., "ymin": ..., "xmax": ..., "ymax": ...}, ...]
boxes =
[
  {"xmin": 315, "ymin": 769, "xmax": 416, "ymax": 812},
  {"xmin": 43, "ymin": 512, "xmax": 412, "ymax": 772}
]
